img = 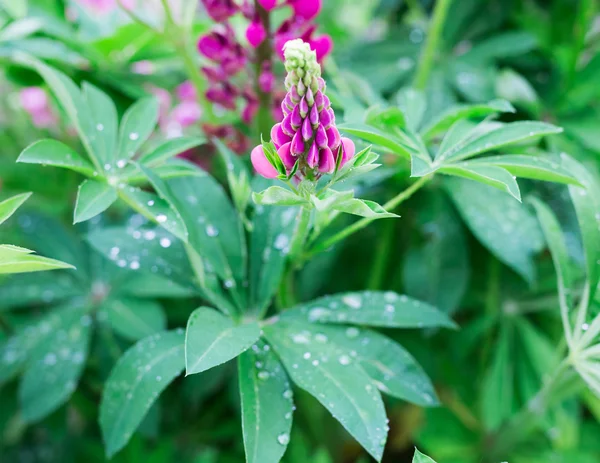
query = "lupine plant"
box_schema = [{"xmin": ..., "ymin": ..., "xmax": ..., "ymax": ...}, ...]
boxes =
[{"xmin": 3, "ymin": 1, "xmax": 600, "ymax": 463}]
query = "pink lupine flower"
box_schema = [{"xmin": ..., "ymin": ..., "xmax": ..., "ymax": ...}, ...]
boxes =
[
  {"xmin": 257, "ymin": 0, "xmax": 278, "ymax": 11},
  {"xmin": 131, "ymin": 60, "xmax": 154, "ymax": 75},
  {"xmin": 171, "ymin": 101, "xmax": 202, "ymax": 127},
  {"xmin": 251, "ymin": 145, "xmax": 278, "ymax": 179},
  {"xmin": 251, "ymin": 39, "xmax": 355, "ymax": 179},
  {"xmin": 176, "ymin": 81, "xmax": 197, "ymax": 102},
  {"xmin": 201, "ymin": 0, "xmax": 238, "ymax": 22},
  {"xmin": 20, "ymin": 87, "xmax": 57, "ymax": 129},
  {"xmin": 77, "ymin": 0, "xmax": 134, "ymax": 13},
  {"xmin": 246, "ymin": 21, "xmax": 267, "ymax": 48},
  {"xmin": 287, "ymin": 0, "xmax": 321, "ymax": 19},
  {"xmin": 274, "ymin": 19, "xmax": 332, "ymax": 62},
  {"xmin": 259, "ymin": 63, "xmax": 275, "ymax": 93}
]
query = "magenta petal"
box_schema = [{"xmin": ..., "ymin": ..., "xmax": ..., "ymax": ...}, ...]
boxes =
[
  {"xmin": 318, "ymin": 147, "xmax": 335, "ymax": 173},
  {"xmin": 197, "ymin": 35, "xmax": 223, "ymax": 61},
  {"xmin": 299, "ymin": 96, "xmax": 309, "ymax": 118},
  {"xmin": 315, "ymin": 124, "xmax": 327, "ymax": 148},
  {"xmin": 340, "ymin": 137, "xmax": 356, "ymax": 167},
  {"xmin": 289, "ymin": 0, "xmax": 321, "ymax": 19},
  {"xmin": 257, "ymin": 0, "xmax": 277, "ymax": 10},
  {"xmin": 282, "ymin": 113, "xmax": 295, "ymax": 136},
  {"xmin": 322, "ymin": 95, "xmax": 331, "ymax": 109},
  {"xmin": 305, "ymin": 87, "xmax": 314, "ymax": 106},
  {"xmin": 278, "ymin": 142, "xmax": 296, "ymax": 170},
  {"xmin": 290, "ymin": 85, "xmax": 300, "ymax": 103},
  {"xmin": 309, "ymin": 35, "xmax": 333, "ymax": 62},
  {"xmin": 309, "ymin": 104, "xmax": 319, "ymax": 126},
  {"xmin": 315, "ymin": 90, "xmax": 324, "ymax": 111},
  {"xmin": 306, "ymin": 142, "xmax": 319, "ymax": 168},
  {"xmin": 317, "ymin": 77, "xmax": 325, "ymax": 91},
  {"xmin": 271, "ymin": 123, "xmax": 291, "ymax": 149},
  {"xmin": 291, "ymin": 132, "xmax": 305, "ymax": 155},
  {"xmin": 291, "ymin": 104, "xmax": 302, "ymax": 129},
  {"xmin": 301, "ymin": 117, "xmax": 313, "ymax": 141},
  {"xmin": 284, "ymin": 94, "xmax": 294, "ymax": 110},
  {"xmin": 319, "ymin": 108, "xmax": 332, "ymax": 128},
  {"xmin": 281, "ymin": 100, "xmax": 291, "ymax": 117},
  {"xmin": 326, "ymin": 126, "xmax": 341, "ymax": 151},
  {"xmin": 246, "ymin": 21, "xmax": 266, "ymax": 48},
  {"xmin": 251, "ymin": 145, "xmax": 278, "ymax": 179}
]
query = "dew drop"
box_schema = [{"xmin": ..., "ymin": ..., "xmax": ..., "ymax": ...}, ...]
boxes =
[
  {"xmin": 129, "ymin": 132, "xmax": 139, "ymax": 141},
  {"xmin": 206, "ymin": 224, "xmax": 219, "ymax": 237},
  {"xmin": 277, "ymin": 433, "xmax": 290, "ymax": 445},
  {"xmin": 258, "ymin": 371, "xmax": 270, "ymax": 380},
  {"xmin": 156, "ymin": 214, "xmax": 167, "ymax": 223},
  {"xmin": 160, "ymin": 237, "xmax": 171, "ymax": 248},
  {"xmin": 339, "ymin": 355, "xmax": 351, "ymax": 365}
]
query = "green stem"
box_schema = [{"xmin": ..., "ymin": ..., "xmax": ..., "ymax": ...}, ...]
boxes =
[
  {"xmin": 367, "ymin": 220, "xmax": 395, "ymax": 290},
  {"xmin": 255, "ymin": 2, "xmax": 273, "ymax": 139},
  {"xmin": 484, "ymin": 360, "xmax": 573, "ymax": 462},
  {"xmin": 307, "ymin": 175, "xmax": 431, "ymax": 258},
  {"xmin": 413, "ymin": 0, "xmax": 453, "ymax": 90}
]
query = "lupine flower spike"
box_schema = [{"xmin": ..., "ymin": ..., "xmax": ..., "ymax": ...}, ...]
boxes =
[{"xmin": 252, "ymin": 39, "xmax": 355, "ymax": 180}]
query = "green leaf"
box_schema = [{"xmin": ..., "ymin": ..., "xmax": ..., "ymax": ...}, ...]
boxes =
[
  {"xmin": 467, "ymin": 154, "xmax": 581, "ymax": 186},
  {"xmin": 333, "ymin": 198, "xmax": 399, "ymax": 219},
  {"xmin": 315, "ymin": 325, "xmax": 438, "ymax": 406},
  {"xmin": 338, "ymin": 123, "xmax": 413, "ymax": 160},
  {"xmin": 117, "ymin": 97, "xmax": 159, "ymax": 161},
  {"xmin": 238, "ymin": 340, "xmax": 294, "ymax": 463},
  {"xmin": 100, "ymin": 330, "xmax": 185, "ymax": 458},
  {"xmin": 0, "ymin": 0, "xmax": 27, "ymax": 18},
  {"xmin": 253, "ymin": 186, "xmax": 309, "ymax": 206},
  {"xmin": 438, "ymin": 121, "xmax": 562, "ymax": 163},
  {"xmin": 124, "ymin": 159, "xmax": 203, "ymax": 184},
  {"xmin": 446, "ymin": 178, "xmax": 544, "ymax": 283},
  {"xmin": 118, "ymin": 186, "xmax": 188, "ymax": 242},
  {"xmin": 19, "ymin": 308, "xmax": 91, "ymax": 422},
  {"xmin": 139, "ymin": 136, "xmax": 205, "ymax": 167},
  {"xmin": 413, "ymin": 448, "xmax": 437, "ymax": 463},
  {"xmin": 0, "ymin": 192, "xmax": 31, "ymax": 225},
  {"xmin": 249, "ymin": 188, "xmax": 297, "ymax": 315},
  {"xmin": 17, "ymin": 140, "xmax": 96, "ymax": 176},
  {"xmin": 0, "ymin": 272, "xmax": 80, "ymax": 311},
  {"xmin": 74, "ymin": 179, "xmax": 118, "ymax": 223},
  {"xmin": 482, "ymin": 323, "xmax": 514, "ymax": 430},
  {"xmin": 396, "ymin": 88, "xmax": 426, "ymax": 132},
  {"xmin": 0, "ymin": 245, "xmax": 75, "ymax": 274},
  {"xmin": 437, "ymin": 119, "xmax": 477, "ymax": 157},
  {"xmin": 421, "ymin": 99, "xmax": 515, "ymax": 140},
  {"xmin": 102, "ymin": 298, "xmax": 166, "ymax": 341},
  {"xmin": 439, "ymin": 164, "xmax": 521, "ymax": 201},
  {"xmin": 264, "ymin": 320, "xmax": 388, "ymax": 462},
  {"xmin": 82, "ymin": 82, "xmax": 118, "ymax": 167},
  {"xmin": 283, "ymin": 291, "xmax": 456, "ymax": 329},
  {"xmin": 185, "ymin": 307, "xmax": 260, "ymax": 375}
]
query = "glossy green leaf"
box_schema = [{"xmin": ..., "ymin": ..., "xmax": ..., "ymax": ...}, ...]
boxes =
[
  {"xmin": 413, "ymin": 448, "xmax": 437, "ymax": 463},
  {"xmin": 125, "ymin": 160, "xmax": 204, "ymax": 183},
  {"xmin": 338, "ymin": 123, "xmax": 413, "ymax": 160},
  {"xmin": 0, "ymin": 245, "xmax": 75, "ymax": 274},
  {"xmin": 74, "ymin": 179, "xmax": 118, "ymax": 223},
  {"xmin": 396, "ymin": 88, "xmax": 426, "ymax": 131},
  {"xmin": 421, "ymin": 100, "xmax": 515, "ymax": 140},
  {"xmin": 0, "ymin": 192, "xmax": 31, "ymax": 225},
  {"xmin": 264, "ymin": 320, "xmax": 388, "ymax": 462},
  {"xmin": 438, "ymin": 121, "xmax": 562, "ymax": 163},
  {"xmin": 467, "ymin": 154, "xmax": 581, "ymax": 186},
  {"xmin": 315, "ymin": 325, "xmax": 438, "ymax": 406},
  {"xmin": 82, "ymin": 82, "xmax": 118, "ymax": 166},
  {"xmin": 18, "ymin": 140, "xmax": 96, "ymax": 176},
  {"xmin": 0, "ymin": 272, "xmax": 80, "ymax": 311},
  {"xmin": 139, "ymin": 136, "xmax": 206, "ymax": 167},
  {"xmin": 19, "ymin": 308, "xmax": 91, "ymax": 422},
  {"xmin": 103, "ymin": 298, "xmax": 166, "ymax": 341},
  {"xmin": 100, "ymin": 330, "xmax": 185, "ymax": 458},
  {"xmin": 446, "ymin": 178, "xmax": 544, "ymax": 283},
  {"xmin": 117, "ymin": 97, "xmax": 159, "ymax": 161},
  {"xmin": 185, "ymin": 307, "xmax": 260, "ymax": 375},
  {"xmin": 439, "ymin": 164, "xmax": 521, "ymax": 201},
  {"xmin": 334, "ymin": 198, "xmax": 399, "ymax": 218},
  {"xmin": 253, "ymin": 186, "xmax": 310, "ymax": 206},
  {"xmin": 238, "ymin": 340, "xmax": 294, "ymax": 463},
  {"xmin": 283, "ymin": 291, "xmax": 456, "ymax": 329}
]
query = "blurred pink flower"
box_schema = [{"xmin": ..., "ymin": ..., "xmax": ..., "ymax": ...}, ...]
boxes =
[
  {"xmin": 77, "ymin": 0, "xmax": 135, "ymax": 13},
  {"xmin": 20, "ymin": 87, "xmax": 57, "ymax": 129},
  {"xmin": 131, "ymin": 60, "xmax": 154, "ymax": 75}
]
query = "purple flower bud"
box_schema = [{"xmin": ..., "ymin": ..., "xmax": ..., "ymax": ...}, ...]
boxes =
[
  {"xmin": 291, "ymin": 104, "xmax": 302, "ymax": 129},
  {"xmin": 201, "ymin": 0, "xmax": 237, "ymax": 22},
  {"xmin": 306, "ymin": 142, "xmax": 319, "ymax": 167},
  {"xmin": 309, "ymin": 104, "xmax": 319, "ymax": 126},
  {"xmin": 299, "ymin": 96, "xmax": 309, "ymax": 118},
  {"xmin": 301, "ymin": 117, "xmax": 313, "ymax": 141},
  {"xmin": 319, "ymin": 108, "xmax": 333, "ymax": 129},
  {"xmin": 297, "ymin": 79, "xmax": 306, "ymax": 96},
  {"xmin": 317, "ymin": 77, "xmax": 325, "ymax": 91},
  {"xmin": 318, "ymin": 146, "xmax": 335, "ymax": 173},
  {"xmin": 290, "ymin": 85, "xmax": 301, "ymax": 103},
  {"xmin": 322, "ymin": 94, "xmax": 331, "ymax": 109},
  {"xmin": 246, "ymin": 21, "xmax": 266, "ymax": 48},
  {"xmin": 198, "ymin": 34, "xmax": 225, "ymax": 61},
  {"xmin": 271, "ymin": 123, "xmax": 292, "ymax": 149},
  {"xmin": 315, "ymin": 90, "xmax": 324, "ymax": 111},
  {"xmin": 278, "ymin": 142, "xmax": 296, "ymax": 170},
  {"xmin": 326, "ymin": 126, "xmax": 341, "ymax": 151},
  {"xmin": 257, "ymin": 0, "xmax": 277, "ymax": 11},
  {"xmin": 315, "ymin": 124, "xmax": 327, "ymax": 148},
  {"xmin": 291, "ymin": 131, "xmax": 305, "ymax": 155},
  {"xmin": 282, "ymin": 113, "xmax": 295, "ymax": 136},
  {"xmin": 251, "ymin": 145, "xmax": 278, "ymax": 179},
  {"xmin": 339, "ymin": 137, "xmax": 356, "ymax": 167},
  {"xmin": 259, "ymin": 67, "xmax": 275, "ymax": 93},
  {"xmin": 305, "ymin": 87, "xmax": 315, "ymax": 106}
]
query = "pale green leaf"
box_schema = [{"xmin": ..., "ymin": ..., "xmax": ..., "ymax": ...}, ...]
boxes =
[
  {"xmin": 100, "ymin": 330, "xmax": 185, "ymax": 458},
  {"xmin": 338, "ymin": 123, "xmax": 413, "ymax": 160},
  {"xmin": 439, "ymin": 164, "xmax": 521, "ymax": 201},
  {"xmin": 282, "ymin": 291, "xmax": 456, "ymax": 329},
  {"xmin": 253, "ymin": 186, "xmax": 309, "ymax": 206},
  {"xmin": 413, "ymin": 448, "xmax": 437, "ymax": 463},
  {"xmin": 103, "ymin": 298, "xmax": 166, "ymax": 341},
  {"xmin": 117, "ymin": 97, "xmax": 159, "ymax": 160},
  {"xmin": 0, "ymin": 246, "xmax": 74, "ymax": 274},
  {"xmin": 334, "ymin": 198, "xmax": 399, "ymax": 219},
  {"xmin": 0, "ymin": 192, "xmax": 31, "ymax": 225},
  {"xmin": 139, "ymin": 136, "xmax": 205, "ymax": 167},
  {"xmin": 185, "ymin": 307, "xmax": 260, "ymax": 375},
  {"xmin": 239, "ymin": 340, "xmax": 294, "ymax": 463},
  {"xmin": 17, "ymin": 139, "xmax": 96, "ymax": 176},
  {"xmin": 74, "ymin": 179, "xmax": 118, "ymax": 223},
  {"xmin": 82, "ymin": 82, "xmax": 118, "ymax": 166}
]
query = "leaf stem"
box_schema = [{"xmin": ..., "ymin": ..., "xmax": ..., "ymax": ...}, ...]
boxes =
[
  {"xmin": 413, "ymin": 0, "xmax": 453, "ymax": 90},
  {"xmin": 367, "ymin": 220, "xmax": 395, "ymax": 290},
  {"xmin": 307, "ymin": 175, "xmax": 431, "ymax": 258},
  {"xmin": 255, "ymin": 3, "xmax": 273, "ymax": 139}
]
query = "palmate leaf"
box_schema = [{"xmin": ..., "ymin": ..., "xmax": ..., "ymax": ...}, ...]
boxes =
[
  {"xmin": 74, "ymin": 179, "xmax": 118, "ymax": 224},
  {"xmin": 18, "ymin": 139, "xmax": 96, "ymax": 176},
  {"xmin": 238, "ymin": 341, "xmax": 294, "ymax": 463},
  {"xmin": 0, "ymin": 271, "xmax": 81, "ymax": 311},
  {"xmin": 185, "ymin": 307, "xmax": 260, "ymax": 375},
  {"xmin": 282, "ymin": 291, "xmax": 456, "ymax": 329},
  {"xmin": 82, "ymin": 82, "xmax": 118, "ymax": 167},
  {"xmin": 445, "ymin": 178, "xmax": 544, "ymax": 283},
  {"xmin": 19, "ymin": 307, "xmax": 92, "ymax": 422},
  {"xmin": 117, "ymin": 97, "xmax": 159, "ymax": 161},
  {"xmin": 439, "ymin": 164, "xmax": 521, "ymax": 201},
  {"xmin": 312, "ymin": 325, "xmax": 438, "ymax": 406},
  {"xmin": 264, "ymin": 320, "xmax": 388, "ymax": 462},
  {"xmin": 100, "ymin": 330, "xmax": 185, "ymax": 458}
]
